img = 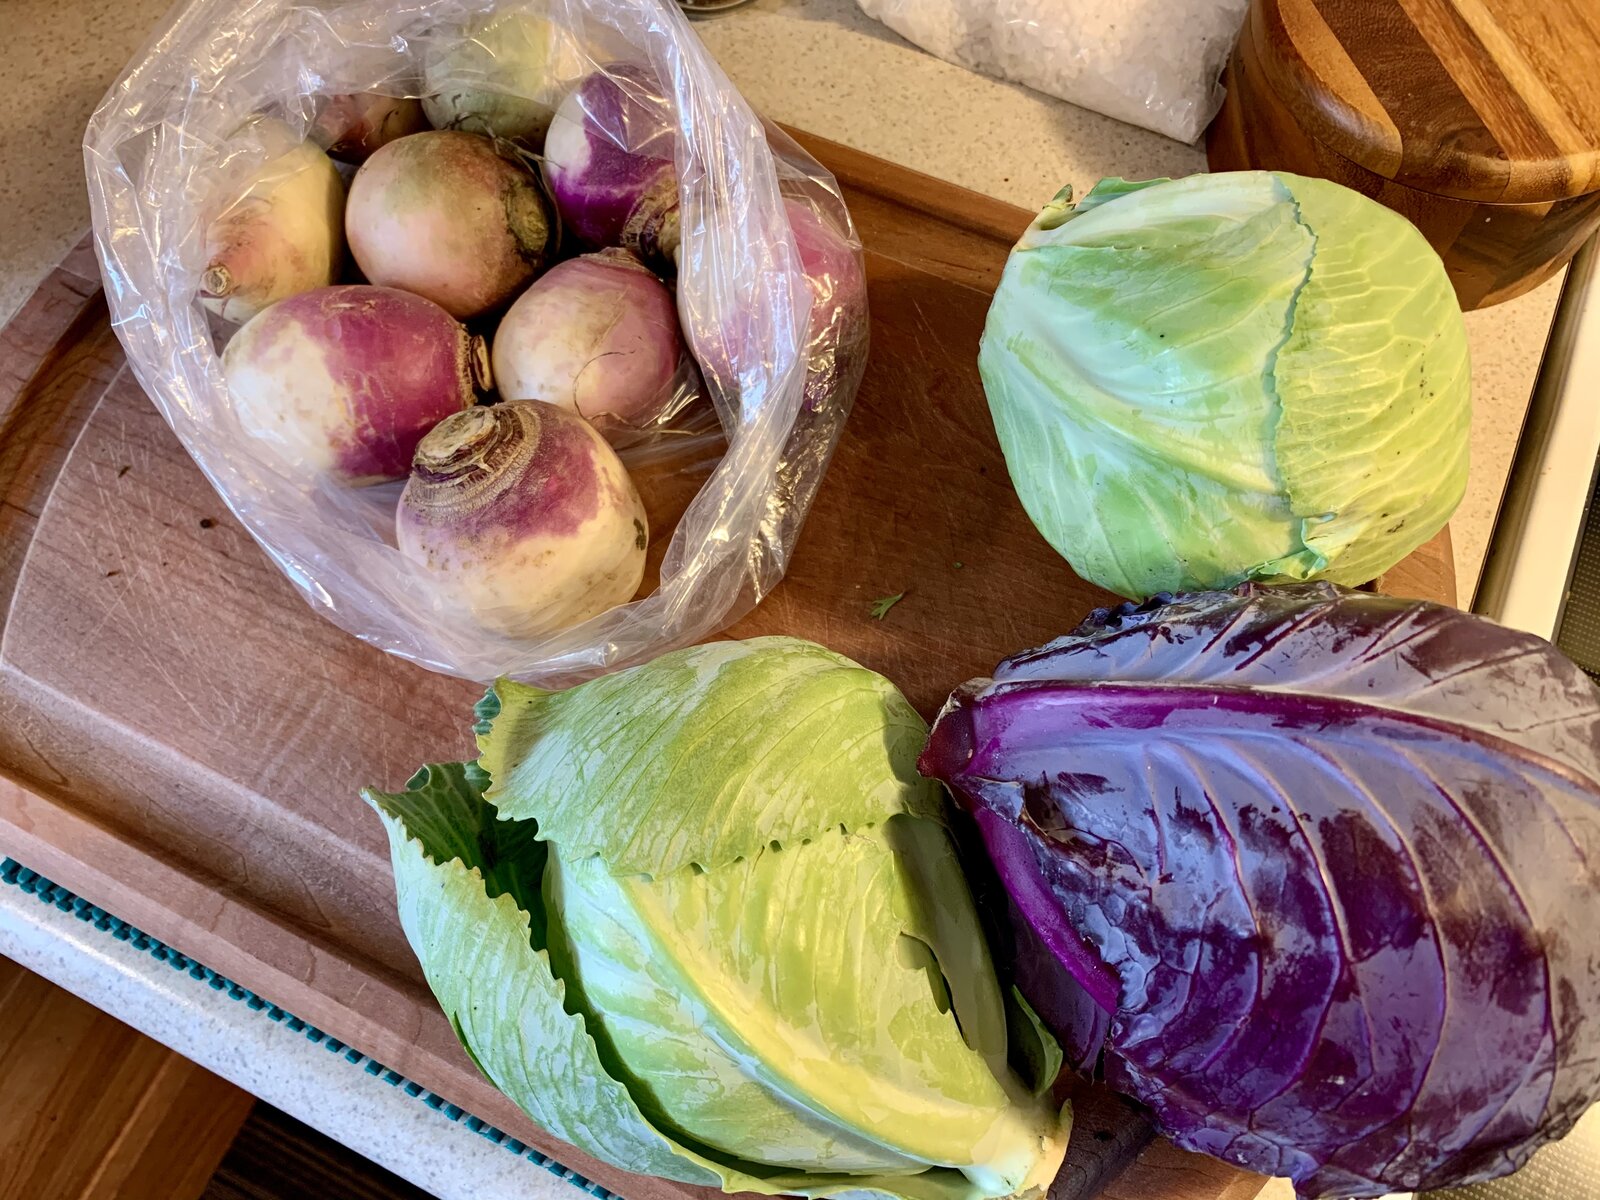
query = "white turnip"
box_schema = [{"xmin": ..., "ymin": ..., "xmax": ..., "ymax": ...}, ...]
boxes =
[
  {"xmin": 346, "ymin": 131, "xmax": 551, "ymax": 320},
  {"xmin": 491, "ymin": 248, "xmax": 684, "ymax": 432},
  {"xmin": 422, "ymin": 10, "xmax": 586, "ymax": 146},
  {"xmin": 397, "ymin": 402, "xmax": 648, "ymax": 638},
  {"xmin": 200, "ymin": 119, "xmax": 345, "ymax": 324},
  {"xmin": 543, "ymin": 64, "xmax": 678, "ymax": 268},
  {"xmin": 223, "ymin": 285, "xmax": 488, "ymax": 484}
]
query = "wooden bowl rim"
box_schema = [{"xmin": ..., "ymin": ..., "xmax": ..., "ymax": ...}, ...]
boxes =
[{"xmin": 1247, "ymin": 0, "xmax": 1600, "ymax": 205}]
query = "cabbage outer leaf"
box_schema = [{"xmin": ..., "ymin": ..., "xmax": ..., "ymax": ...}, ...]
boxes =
[
  {"xmin": 366, "ymin": 764, "xmax": 713, "ymax": 1185},
  {"xmin": 367, "ymin": 763, "xmax": 1064, "ymax": 1200},
  {"xmin": 1273, "ymin": 178, "xmax": 1470, "ymax": 585},
  {"xmin": 548, "ymin": 818, "xmax": 1056, "ymax": 1188}
]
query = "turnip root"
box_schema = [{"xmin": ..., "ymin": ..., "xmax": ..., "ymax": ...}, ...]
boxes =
[
  {"xmin": 422, "ymin": 11, "xmax": 587, "ymax": 146},
  {"xmin": 544, "ymin": 64, "xmax": 678, "ymax": 268},
  {"xmin": 785, "ymin": 197, "xmax": 869, "ymax": 406},
  {"xmin": 310, "ymin": 94, "xmax": 428, "ymax": 163},
  {"xmin": 200, "ymin": 119, "xmax": 345, "ymax": 324},
  {"xmin": 695, "ymin": 197, "xmax": 868, "ymax": 425},
  {"xmin": 491, "ymin": 248, "xmax": 684, "ymax": 432},
  {"xmin": 397, "ymin": 402, "xmax": 648, "ymax": 638},
  {"xmin": 223, "ymin": 285, "xmax": 488, "ymax": 484},
  {"xmin": 346, "ymin": 131, "xmax": 551, "ymax": 320}
]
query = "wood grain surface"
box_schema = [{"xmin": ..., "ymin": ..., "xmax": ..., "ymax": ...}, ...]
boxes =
[
  {"xmin": 1208, "ymin": 0, "xmax": 1600, "ymax": 307},
  {"xmin": 0, "ymin": 956, "xmax": 255, "ymax": 1199},
  {"xmin": 0, "ymin": 134, "xmax": 1453, "ymax": 1200},
  {"xmin": 204, "ymin": 1103, "xmax": 431, "ymax": 1200},
  {"xmin": 1252, "ymin": 0, "xmax": 1600, "ymax": 203}
]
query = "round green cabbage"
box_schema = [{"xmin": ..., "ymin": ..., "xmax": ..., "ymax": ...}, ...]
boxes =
[{"xmin": 978, "ymin": 171, "xmax": 1471, "ymax": 599}]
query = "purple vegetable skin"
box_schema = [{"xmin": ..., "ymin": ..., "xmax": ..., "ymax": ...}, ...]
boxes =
[
  {"xmin": 223, "ymin": 285, "xmax": 487, "ymax": 483},
  {"xmin": 699, "ymin": 197, "xmax": 867, "ymax": 424},
  {"xmin": 544, "ymin": 64, "xmax": 679, "ymax": 268},
  {"xmin": 309, "ymin": 93, "xmax": 427, "ymax": 163},
  {"xmin": 786, "ymin": 198, "xmax": 868, "ymax": 410},
  {"xmin": 920, "ymin": 583, "xmax": 1600, "ymax": 1198}
]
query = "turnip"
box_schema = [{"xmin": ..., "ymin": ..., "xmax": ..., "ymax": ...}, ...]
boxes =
[
  {"xmin": 491, "ymin": 248, "xmax": 684, "ymax": 432},
  {"xmin": 346, "ymin": 131, "xmax": 551, "ymax": 320},
  {"xmin": 422, "ymin": 10, "xmax": 587, "ymax": 146},
  {"xmin": 544, "ymin": 64, "xmax": 678, "ymax": 268},
  {"xmin": 396, "ymin": 401, "xmax": 648, "ymax": 638},
  {"xmin": 310, "ymin": 93, "xmax": 428, "ymax": 163},
  {"xmin": 223, "ymin": 285, "xmax": 488, "ymax": 485},
  {"xmin": 200, "ymin": 118, "xmax": 345, "ymax": 324},
  {"xmin": 696, "ymin": 197, "xmax": 867, "ymax": 423},
  {"xmin": 786, "ymin": 197, "xmax": 869, "ymax": 407}
]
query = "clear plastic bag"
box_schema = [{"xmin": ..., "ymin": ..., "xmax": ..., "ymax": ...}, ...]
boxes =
[
  {"xmin": 84, "ymin": 0, "xmax": 867, "ymax": 684},
  {"xmin": 857, "ymin": 0, "xmax": 1248, "ymax": 144}
]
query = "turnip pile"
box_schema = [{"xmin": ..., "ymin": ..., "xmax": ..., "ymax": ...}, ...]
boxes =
[{"xmin": 205, "ymin": 45, "xmax": 864, "ymax": 642}]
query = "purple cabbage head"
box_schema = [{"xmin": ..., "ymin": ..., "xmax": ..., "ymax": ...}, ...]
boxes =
[
  {"xmin": 543, "ymin": 64, "xmax": 678, "ymax": 268},
  {"xmin": 920, "ymin": 583, "xmax": 1600, "ymax": 1198}
]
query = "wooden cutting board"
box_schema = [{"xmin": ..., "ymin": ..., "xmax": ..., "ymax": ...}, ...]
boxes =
[{"xmin": 0, "ymin": 130, "xmax": 1451, "ymax": 1200}]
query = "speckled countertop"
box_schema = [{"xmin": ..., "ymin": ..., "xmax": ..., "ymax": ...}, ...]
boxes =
[{"xmin": 0, "ymin": 0, "xmax": 1571, "ymax": 1194}]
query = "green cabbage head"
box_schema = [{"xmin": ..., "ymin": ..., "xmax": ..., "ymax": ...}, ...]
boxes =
[
  {"xmin": 979, "ymin": 171, "xmax": 1471, "ymax": 599},
  {"xmin": 365, "ymin": 637, "xmax": 1069, "ymax": 1200}
]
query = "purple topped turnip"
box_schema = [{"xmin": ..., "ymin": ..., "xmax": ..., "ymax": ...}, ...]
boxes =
[
  {"xmin": 346, "ymin": 131, "xmax": 552, "ymax": 320},
  {"xmin": 491, "ymin": 248, "xmax": 684, "ymax": 433},
  {"xmin": 396, "ymin": 401, "xmax": 648, "ymax": 638},
  {"xmin": 697, "ymin": 197, "xmax": 867, "ymax": 421},
  {"xmin": 223, "ymin": 285, "xmax": 488, "ymax": 484},
  {"xmin": 310, "ymin": 93, "xmax": 428, "ymax": 163},
  {"xmin": 543, "ymin": 64, "xmax": 679, "ymax": 268},
  {"xmin": 200, "ymin": 118, "xmax": 346, "ymax": 324},
  {"xmin": 785, "ymin": 197, "xmax": 869, "ymax": 405}
]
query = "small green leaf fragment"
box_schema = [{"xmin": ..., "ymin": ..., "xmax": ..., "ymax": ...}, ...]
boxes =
[
  {"xmin": 472, "ymin": 686, "xmax": 503, "ymax": 736},
  {"xmin": 870, "ymin": 592, "xmax": 906, "ymax": 620}
]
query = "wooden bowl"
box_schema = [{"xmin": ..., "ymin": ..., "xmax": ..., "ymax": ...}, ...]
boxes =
[{"xmin": 1207, "ymin": 0, "xmax": 1600, "ymax": 309}]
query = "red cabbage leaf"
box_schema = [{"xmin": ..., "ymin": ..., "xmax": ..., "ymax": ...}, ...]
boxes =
[{"xmin": 919, "ymin": 583, "xmax": 1600, "ymax": 1198}]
